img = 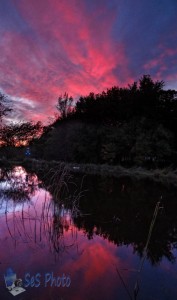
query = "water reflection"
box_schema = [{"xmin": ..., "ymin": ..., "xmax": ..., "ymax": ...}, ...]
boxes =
[
  {"xmin": 0, "ymin": 166, "xmax": 79, "ymax": 259},
  {"xmin": 71, "ymin": 176, "xmax": 177, "ymax": 265},
  {"xmin": 0, "ymin": 165, "xmax": 177, "ymax": 299},
  {"xmin": 0, "ymin": 166, "xmax": 40, "ymax": 202}
]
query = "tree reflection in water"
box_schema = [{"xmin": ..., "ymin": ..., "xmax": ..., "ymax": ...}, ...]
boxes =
[
  {"xmin": 70, "ymin": 175, "xmax": 177, "ymax": 266},
  {"xmin": 0, "ymin": 166, "xmax": 80, "ymax": 259},
  {"xmin": 1, "ymin": 165, "xmax": 177, "ymax": 265},
  {"xmin": 1, "ymin": 165, "xmax": 177, "ymax": 299}
]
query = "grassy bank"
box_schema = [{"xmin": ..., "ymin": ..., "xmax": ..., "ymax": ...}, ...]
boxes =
[
  {"xmin": 1, "ymin": 158, "xmax": 177, "ymax": 186},
  {"xmin": 0, "ymin": 158, "xmax": 173, "ymax": 187}
]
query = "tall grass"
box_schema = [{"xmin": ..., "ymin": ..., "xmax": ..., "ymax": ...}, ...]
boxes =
[
  {"xmin": 1, "ymin": 163, "xmax": 83, "ymax": 258},
  {"xmin": 21, "ymin": 158, "xmax": 177, "ymax": 187},
  {"xmin": 116, "ymin": 200, "xmax": 162, "ymax": 300}
]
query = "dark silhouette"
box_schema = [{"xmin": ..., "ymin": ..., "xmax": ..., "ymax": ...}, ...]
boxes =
[
  {"xmin": 56, "ymin": 92, "xmax": 74, "ymax": 119},
  {"xmin": 28, "ymin": 75, "xmax": 177, "ymax": 167},
  {"xmin": 1, "ymin": 75, "xmax": 177, "ymax": 167}
]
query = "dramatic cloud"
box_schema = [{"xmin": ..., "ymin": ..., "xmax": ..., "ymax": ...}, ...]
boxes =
[{"xmin": 0, "ymin": 0, "xmax": 177, "ymax": 122}]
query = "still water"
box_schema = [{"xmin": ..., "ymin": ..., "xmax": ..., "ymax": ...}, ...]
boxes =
[{"xmin": 0, "ymin": 165, "xmax": 177, "ymax": 299}]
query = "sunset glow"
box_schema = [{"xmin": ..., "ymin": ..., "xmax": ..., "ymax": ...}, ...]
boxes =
[{"xmin": 0, "ymin": 0, "xmax": 177, "ymax": 123}]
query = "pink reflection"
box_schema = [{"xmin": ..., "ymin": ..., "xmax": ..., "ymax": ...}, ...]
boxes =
[{"xmin": 0, "ymin": 167, "xmax": 140, "ymax": 300}]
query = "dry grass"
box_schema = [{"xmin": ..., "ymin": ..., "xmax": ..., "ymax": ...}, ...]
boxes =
[{"xmin": 21, "ymin": 158, "xmax": 177, "ymax": 187}]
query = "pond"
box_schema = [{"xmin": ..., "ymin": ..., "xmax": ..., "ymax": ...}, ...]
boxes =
[{"xmin": 0, "ymin": 165, "xmax": 177, "ymax": 300}]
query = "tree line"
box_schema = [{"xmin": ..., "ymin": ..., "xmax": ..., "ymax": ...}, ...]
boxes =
[
  {"xmin": 1, "ymin": 75, "xmax": 177, "ymax": 166},
  {"xmin": 32, "ymin": 75, "xmax": 177, "ymax": 166}
]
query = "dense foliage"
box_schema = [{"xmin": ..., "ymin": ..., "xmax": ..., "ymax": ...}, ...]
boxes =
[{"xmin": 31, "ymin": 75, "xmax": 177, "ymax": 166}]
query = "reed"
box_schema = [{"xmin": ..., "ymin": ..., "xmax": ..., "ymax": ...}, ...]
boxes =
[
  {"xmin": 133, "ymin": 201, "xmax": 161, "ymax": 299},
  {"xmin": 116, "ymin": 200, "xmax": 162, "ymax": 300},
  {"xmin": 1, "ymin": 164, "xmax": 82, "ymax": 258},
  {"xmin": 21, "ymin": 158, "xmax": 177, "ymax": 187}
]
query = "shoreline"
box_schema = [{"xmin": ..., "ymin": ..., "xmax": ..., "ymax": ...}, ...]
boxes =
[{"xmin": 1, "ymin": 158, "xmax": 177, "ymax": 187}]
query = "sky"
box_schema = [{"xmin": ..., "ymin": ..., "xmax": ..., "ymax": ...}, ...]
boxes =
[{"xmin": 0, "ymin": 0, "xmax": 177, "ymax": 123}]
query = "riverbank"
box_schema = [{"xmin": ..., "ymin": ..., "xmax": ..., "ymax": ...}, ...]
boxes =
[{"xmin": 1, "ymin": 158, "xmax": 177, "ymax": 187}]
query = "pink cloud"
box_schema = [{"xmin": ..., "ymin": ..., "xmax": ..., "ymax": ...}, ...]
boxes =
[
  {"xmin": 143, "ymin": 45, "xmax": 177, "ymax": 82},
  {"xmin": 0, "ymin": 0, "xmax": 132, "ymax": 122}
]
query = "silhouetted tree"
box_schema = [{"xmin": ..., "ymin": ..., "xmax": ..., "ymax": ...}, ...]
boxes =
[
  {"xmin": 1, "ymin": 121, "xmax": 42, "ymax": 146},
  {"xmin": 31, "ymin": 75, "xmax": 177, "ymax": 166},
  {"xmin": 56, "ymin": 93, "xmax": 73, "ymax": 119}
]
